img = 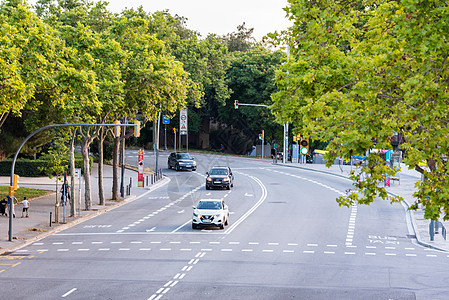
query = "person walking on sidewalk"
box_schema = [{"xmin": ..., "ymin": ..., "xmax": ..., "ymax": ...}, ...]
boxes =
[
  {"xmin": 7, "ymin": 195, "xmax": 17, "ymax": 218},
  {"xmin": 60, "ymin": 180, "xmax": 71, "ymax": 205},
  {"xmin": 21, "ymin": 197, "xmax": 30, "ymax": 218},
  {"xmin": 0, "ymin": 197, "xmax": 7, "ymax": 216}
]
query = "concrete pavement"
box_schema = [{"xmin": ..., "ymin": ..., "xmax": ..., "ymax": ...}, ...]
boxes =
[
  {"xmin": 0, "ymin": 162, "xmax": 167, "ymax": 254},
  {"xmin": 280, "ymin": 161, "xmax": 449, "ymax": 252}
]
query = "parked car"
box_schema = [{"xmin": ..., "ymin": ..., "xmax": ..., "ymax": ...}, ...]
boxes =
[
  {"xmin": 205, "ymin": 166, "xmax": 234, "ymax": 190},
  {"xmin": 167, "ymin": 152, "xmax": 197, "ymax": 171},
  {"xmin": 192, "ymin": 199, "xmax": 229, "ymax": 229}
]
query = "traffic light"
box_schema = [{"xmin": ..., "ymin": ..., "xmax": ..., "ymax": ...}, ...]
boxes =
[
  {"xmin": 300, "ymin": 137, "xmax": 309, "ymax": 155},
  {"xmin": 258, "ymin": 134, "xmax": 262, "ymax": 140},
  {"xmin": 261, "ymin": 130, "xmax": 264, "ymax": 139},
  {"xmin": 134, "ymin": 120, "xmax": 141, "ymax": 137},
  {"xmin": 9, "ymin": 174, "xmax": 19, "ymax": 196},
  {"xmin": 173, "ymin": 127, "xmax": 177, "ymax": 133},
  {"xmin": 114, "ymin": 120, "xmax": 121, "ymax": 137},
  {"xmin": 234, "ymin": 100, "xmax": 239, "ymax": 109},
  {"xmin": 293, "ymin": 136, "xmax": 297, "ymax": 142}
]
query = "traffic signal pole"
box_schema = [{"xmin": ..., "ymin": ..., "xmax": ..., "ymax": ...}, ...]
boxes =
[{"xmin": 7, "ymin": 122, "xmax": 136, "ymax": 242}]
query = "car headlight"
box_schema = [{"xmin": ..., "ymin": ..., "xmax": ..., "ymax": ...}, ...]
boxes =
[
  {"xmin": 207, "ymin": 178, "xmax": 212, "ymax": 182},
  {"xmin": 193, "ymin": 212, "xmax": 201, "ymax": 218},
  {"xmin": 193, "ymin": 161, "xmax": 197, "ymax": 166},
  {"xmin": 214, "ymin": 214, "xmax": 222, "ymax": 219},
  {"xmin": 179, "ymin": 162, "xmax": 185, "ymax": 165},
  {"xmin": 222, "ymin": 178, "xmax": 229, "ymax": 182}
]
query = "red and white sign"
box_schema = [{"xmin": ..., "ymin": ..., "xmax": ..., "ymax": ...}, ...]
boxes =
[
  {"xmin": 180, "ymin": 109, "xmax": 187, "ymax": 135},
  {"xmin": 138, "ymin": 149, "xmax": 144, "ymax": 187}
]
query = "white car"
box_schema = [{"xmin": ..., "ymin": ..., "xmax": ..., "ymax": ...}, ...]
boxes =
[{"xmin": 192, "ymin": 199, "xmax": 229, "ymax": 229}]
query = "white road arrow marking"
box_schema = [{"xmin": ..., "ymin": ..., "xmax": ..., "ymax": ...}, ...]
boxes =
[{"xmin": 146, "ymin": 227, "xmax": 156, "ymax": 232}]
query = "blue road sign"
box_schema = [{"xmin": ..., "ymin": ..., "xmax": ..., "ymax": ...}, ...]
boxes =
[{"xmin": 162, "ymin": 115, "xmax": 170, "ymax": 124}]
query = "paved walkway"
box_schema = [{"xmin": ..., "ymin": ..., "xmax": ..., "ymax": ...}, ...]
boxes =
[
  {"xmin": 280, "ymin": 162, "xmax": 449, "ymax": 252},
  {"xmin": 0, "ymin": 163, "xmax": 166, "ymax": 254}
]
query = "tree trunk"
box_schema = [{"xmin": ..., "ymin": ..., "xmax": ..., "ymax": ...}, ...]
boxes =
[
  {"xmin": 81, "ymin": 138, "xmax": 92, "ymax": 211},
  {"xmin": 98, "ymin": 127, "xmax": 105, "ymax": 205},
  {"xmin": 112, "ymin": 136, "xmax": 120, "ymax": 200},
  {"xmin": 69, "ymin": 129, "xmax": 76, "ymax": 216}
]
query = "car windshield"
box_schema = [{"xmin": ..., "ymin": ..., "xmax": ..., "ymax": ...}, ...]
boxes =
[
  {"xmin": 176, "ymin": 153, "xmax": 191, "ymax": 159},
  {"xmin": 197, "ymin": 201, "xmax": 222, "ymax": 210},
  {"xmin": 209, "ymin": 168, "xmax": 228, "ymax": 176}
]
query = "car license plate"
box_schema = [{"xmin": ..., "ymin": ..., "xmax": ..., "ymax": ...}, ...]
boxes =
[
  {"xmin": 203, "ymin": 220, "xmax": 211, "ymax": 223},
  {"xmin": 214, "ymin": 181, "xmax": 221, "ymax": 184}
]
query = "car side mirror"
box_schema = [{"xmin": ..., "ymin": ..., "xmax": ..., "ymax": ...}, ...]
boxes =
[
  {"xmin": 192, "ymin": 206, "xmax": 196, "ymax": 209},
  {"xmin": 230, "ymin": 172, "xmax": 233, "ymax": 176},
  {"xmin": 192, "ymin": 157, "xmax": 195, "ymax": 160},
  {"xmin": 206, "ymin": 172, "xmax": 209, "ymax": 175}
]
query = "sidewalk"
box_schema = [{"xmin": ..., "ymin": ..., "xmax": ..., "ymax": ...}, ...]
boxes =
[
  {"xmin": 0, "ymin": 163, "xmax": 167, "ymax": 254},
  {"xmin": 280, "ymin": 162, "xmax": 449, "ymax": 252}
]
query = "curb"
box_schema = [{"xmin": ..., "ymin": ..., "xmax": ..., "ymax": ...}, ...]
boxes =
[{"xmin": 0, "ymin": 176, "xmax": 170, "ymax": 255}]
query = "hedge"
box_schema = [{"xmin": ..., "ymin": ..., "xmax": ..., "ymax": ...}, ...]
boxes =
[{"xmin": 0, "ymin": 154, "xmax": 93, "ymax": 177}]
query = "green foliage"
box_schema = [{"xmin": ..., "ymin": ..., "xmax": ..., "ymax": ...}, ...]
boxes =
[
  {"xmin": 0, "ymin": 186, "xmax": 47, "ymax": 201},
  {"xmin": 0, "ymin": 154, "xmax": 90, "ymax": 176},
  {"xmin": 220, "ymin": 46, "xmax": 284, "ymax": 148},
  {"xmin": 270, "ymin": 0, "xmax": 449, "ymax": 220}
]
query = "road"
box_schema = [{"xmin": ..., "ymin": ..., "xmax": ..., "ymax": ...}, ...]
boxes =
[{"xmin": 1, "ymin": 152, "xmax": 448, "ymax": 299}]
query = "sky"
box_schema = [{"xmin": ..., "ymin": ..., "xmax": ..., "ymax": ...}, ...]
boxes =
[{"xmin": 27, "ymin": 0, "xmax": 292, "ymax": 41}]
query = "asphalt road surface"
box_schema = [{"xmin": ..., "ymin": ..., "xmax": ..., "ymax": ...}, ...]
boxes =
[{"xmin": 1, "ymin": 153, "xmax": 448, "ymax": 299}]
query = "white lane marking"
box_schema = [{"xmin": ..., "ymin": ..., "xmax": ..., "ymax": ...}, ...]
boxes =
[
  {"xmin": 324, "ymin": 251, "xmax": 335, "ymax": 254},
  {"xmin": 242, "ymin": 249, "xmax": 253, "ymax": 252},
  {"xmin": 171, "ymin": 220, "xmax": 192, "ymax": 233},
  {"xmin": 77, "ymin": 249, "xmax": 90, "ymax": 251},
  {"xmin": 283, "ymin": 250, "xmax": 294, "ymax": 253},
  {"xmin": 225, "ymin": 173, "xmax": 267, "ymax": 234},
  {"xmin": 131, "ymin": 241, "xmax": 142, "ymax": 244},
  {"xmin": 72, "ymin": 242, "xmax": 83, "ymax": 245},
  {"xmin": 303, "ymin": 251, "xmax": 314, "ymax": 254},
  {"xmin": 307, "ymin": 244, "xmax": 318, "ymax": 247},
  {"xmin": 119, "ymin": 248, "xmax": 130, "ymax": 251},
  {"xmin": 33, "ymin": 243, "xmax": 44, "ymax": 246},
  {"xmin": 365, "ymin": 253, "xmax": 376, "ymax": 256},
  {"xmin": 327, "ymin": 245, "xmax": 338, "ymax": 248},
  {"xmin": 180, "ymin": 249, "xmax": 192, "ymax": 251},
  {"xmin": 139, "ymin": 248, "xmax": 151, "ymax": 251},
  {"xmin": 249, "ymin": 242, "xmax": 259, "ymax": 245},
  {"xmin": 345, "ymin": 252, "xmax": 356, "ymax": 255},
  {"xmin": 53, "ymin": 242, "xmax": 64, "ymax": 245},
  {"xmin": 57, "ymin": 249, "xmax": 69, "ymax": 252},
  {"xmin": 406, "ymin": 254, "xmax": 417, "ymax": 257},
  {"xmin": 221, "ymin": 249, "xmax": 233, "ymax": 252},
  {"xmin": 62, "ymin": 288, "xmax": 77, "ymax": 298},
  {"xmin": 288, "ymin": 243, "xmax": 299, "ymax": 246},
  {"xmin": 262, "ymin": 250, "xmax": 274, "ymax": 253},
  {"xmin": 385, "ymin": 253, "xmax": 396, "ymax": 256}
]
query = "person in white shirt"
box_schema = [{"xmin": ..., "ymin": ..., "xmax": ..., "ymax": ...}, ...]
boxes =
[{"xmin": 21, "ymin": 197, "xmax": 30, "ymax": 218}]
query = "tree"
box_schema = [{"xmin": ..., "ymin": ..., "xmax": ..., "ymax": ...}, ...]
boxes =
[
  {"xmin": 269, "ymin": 0, "xmax": 449, "ymax": 220},
  {"xmin": 221, "ymin": 46, "xmax": 284, "ymax": 153}
]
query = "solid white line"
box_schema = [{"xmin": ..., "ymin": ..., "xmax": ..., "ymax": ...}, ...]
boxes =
[
  {"xmin": 62, "ymin": 288, "xmax": 77, "ymax": 298},
  {"xmin": 171, "ymin": 220, "xmax": 193, "ymax": 233},
  {"xmin": 225, "ymin": 173, "xmax": 267, "ymax": 234}
]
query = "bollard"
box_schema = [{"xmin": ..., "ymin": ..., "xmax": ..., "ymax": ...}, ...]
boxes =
[
  {"xmin": 129, "ymin": 177, "xmax": 132, "ymax": 188},
  {"xmin": 146, "ymin": 176, "xmax": 148, "ymax": 186},
  {"xmin": 429, "ymin": 220, "xmax": 435, "ymax": 241},
  {"xmin": 50, "ymin": 212, "xmax": 52, "ymax": 227}
]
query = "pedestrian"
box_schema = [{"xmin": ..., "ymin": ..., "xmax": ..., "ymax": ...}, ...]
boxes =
[
  {"xmin": 60, "ymin": 180, "xmax": 70, "ymax": 205},
  {"xmin": 0, "ymin": 197, "xmax": 7, "ymax": 216},
  {"xmin": 7, "ymin": 195, "xmax": 16, "ymax": 218},
  {"xmin": 21, "ymin": 197, "xmax": 30, "ymax": 218}
]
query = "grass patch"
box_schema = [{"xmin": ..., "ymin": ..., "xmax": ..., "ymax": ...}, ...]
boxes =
[{"xmin": 0, "ymin": 186, "xmax": 48, "ymax": 202}]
